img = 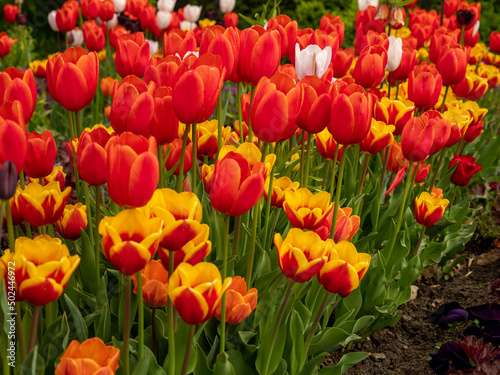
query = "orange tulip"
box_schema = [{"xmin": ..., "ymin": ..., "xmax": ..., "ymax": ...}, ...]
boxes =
[
  {"xmin": 0, "ymin": 32, "xmax": 17, "ymax": 57},
  {"xmin": 374, "ymin": 98, "xmax": 415, "ymax": 136},
  {"xmin": 168, "ymin": 262, "xmax": 231, "ymax": 325},
  {"xmin": 283, "ymin": 188, "xmax": 333, "ymax": 231},
  {"xmin": 47, "ymin": 47, "xmax": 99, "ymax": 112},
  {"xmin": 164, "ymin": 29, "xmax": 197, "ymax": 58},
  {"xmin": 314, "ymin": 206, "xmax": 360, "ymax": 242},
  {"xmin": 109, "ymin": 25, "xmax": 129, "ymax": 49},
  {"xmin": 359, "ymin": 119, "xmax": 395, "ymax": 155},
  {"xmin": 266, "ymin": 15, "xmax": 298, "ymax": 58},
  {"xmin": 223, "ymin": 12, "xmax": 238, "ymax": 28},
  {"xmin": 163, "ymin": 138, "xmax": 193, "ymax": 176},
  {"xmin": 214, "ymin": 276, "xmax": 257, "ymax": 325},
  {"xmin": 99, "ymin": 76, "xmax": 117, "ymax": 97},
  {"xmin": 56, "ymin": 2, "xmax": 79, "ymax": 33},
  {"xmin": 115, "ymin": 32, "xmax": 150, "ymax": 78},
  {"xmin": 56, "ymin": 203, "xmax": 87, "ymax": 241},
  {"xmin": 55, "ymin": 338, "xmax": 120, "ymax": 375},
  {"xmin": 194, "ymin": 119, "xmax": 231, "ymax": 157},
  {"xmin": 132, "ymin": 260, "xmax": 169, "ymax": 308},
  {"xmin": 320, "ymin": 14, "xmax": 345, "ymax": 45},
  {"xmin": 0, "ymin": 67, "xmax": 37, "ymax": 125},
  {"xmin": 106, "ymin": 132, "xmax": 159, "ymax": 207},
  {"xmin": 23, "ymin": 130, "xmax": 57, "ymax": 179},
  {"xmin": 144, "ymin": 55, "xmax": 181, "ymax": 89}
]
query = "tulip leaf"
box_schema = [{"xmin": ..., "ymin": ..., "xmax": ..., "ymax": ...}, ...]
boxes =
[
  {"xmin": 299, "ymin": 353, "xmax": 328, "ymax": 375},
  {"xmin": 63, "ymin": 294, "xmax": 88, "ymax": 342},
  {"xmin": 40, "ymin": 313, "xmax": 69, "ymax": 372},
  {"xmin": 289, "ymin": 310, "xmax": 305, "ymax": 375},
  {"xmin": 336, "ymin": 288, "xmax": 362, "ymax": 322},
  {"xmin": 214, "ymin": 352, "xmax": 236, "ymax": 375},
  {"xmin": 79, "ymin": 229, "xmax": 97, "ymax": 294},
  {"xmin": 96, "ymin": 302, "xmax": 111, "ymax": 343},
  {"xmin": 225, "ymin": 350, "xmax": 255, "ymax": 375},
  {"xmin": 163, "ymin": 319, "xmax": 197, "ymax": 374},
  {"xmin": 194, "ymin": 343, "xmax": 214, "ymax": 375},
  {"xmin": 132, "ymin": 355, "xmax": 152, "ymax": 375},
  {"xmin": 96, "ymin": 271, "xmax": 109, "ymax": 311},
  {"xmin": 20, "ymin": 346, "xmax": 45, "ymax": 375},
  {"xmin": 308, "ymin": 327, "xmax": 351, "ymax": 356},
  {"xmin": 318, "ymin": 352, "xmax": 370, "ymax": 375}
]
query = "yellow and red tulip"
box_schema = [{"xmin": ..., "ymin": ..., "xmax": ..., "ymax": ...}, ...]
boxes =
[
  {"xmin": 264, "ymin": 176, "xmax": 300, "ymax": 209},
  {"xmin": 414, "ymin": 192, "xmax": 449, "ymax": 227},
  {"xmin": 56, "ymin": 203, "xmax": 88, "ymax": 241},
  {"xmin": 283, "ymin": 188, "xmax": 333, "ymax": 231}
]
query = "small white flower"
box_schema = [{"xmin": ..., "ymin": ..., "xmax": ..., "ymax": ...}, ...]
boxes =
[
  {"xmin": 358, "ymin": 0, "xmax": 378, "ymax": 11},
  {"xmin": 156, "ymin": 10, "xmax": 172, "ymax": 29},
  {"xmin": 220, "ymin": 0, "xmax": 235, "ymax": 14},
  {"xmin": 158, "ymin": 0, "xmax": 176, "ymax": 13},
  {"xmin": 183, "ymin": 4, "xmax": 202, "ymax": 22},
  {"xmin": 113, "ymin": 0, "xmax": 127, "ymax": 13},
  {"xmin": 295, "ymin": 43, "xmax": 332, "ymax": 81},
  {"xmin": 106, "ymin": 13, "xmax": 119, "ymax": 29},
  {"xmin": 385, "ymin": 36, "xmax": 403, "ymax": 72},
  {"xmin": 67, "ymin": 29, "xmax": 84, "ymax": 47},
  {"xmin": 147, "ymin": 39, "xmax": 159, "ymax": 56},
  {"xmin": 180, "ymin": 20, "xmax": 197, "ymax": 30},
  {"xmin": 48, "ymin": 10, "xmax": 59, "ymax": 32}
]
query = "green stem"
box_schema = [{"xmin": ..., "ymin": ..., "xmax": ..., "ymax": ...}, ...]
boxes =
[
  {"xmin": 217, "ymin": 94, "xmax": 223, "ymax": 156},
  {"xmin": 440, "ymin": 86, "xmax": 450, "ymax": 113},
  {"xmin": 395, "ymin": 82, "xmax": 400, "ymax": 99},
  {"xmin": 355, "ymin": 153, "xmax": 371, "ymax": 215},
  {"xmin": 123, "ymin": 275, "xmax": 132, "ymax": 375},
  {"xmin": 16, "ymin": 302, "xmax": 26, "ymax": 361},
  {"xmin": 322, "ymin": 160, "xmax": 332, "ymax": 190},
  {"xmin": 0, "ymin": 201, "xmax": 5, "ymax": 240},
  {"xmin": 82, "ymin": 181, "xmax": 94, "ymax": 246},
  {"xmin": 180, "ymin": 324, "xmax": 196, "ymax": 375},
  {"xmin": 19, "ymin": 171, "xmax": 32, "ymax": 238},
  {"xmin": 67, "ymin": 111, "xmax": 80, "ymax": 194},
  {"xmin": 322, "ymin": 295, "xmax": 340, "ymax": 331},
  {"xmin": 94, "ymin": 185, "xmax": 101, "ymax": 291},
  {"xmin": 248, "ymin": 86, "xmax": 255, "ymax": 143},
  {"xmin": 167, "ymin": 252, "xmax": 176, "ymax": 375},
  {"xmin": 262, "ymin": 148, "xmax": 274, "ymax": 252},
  {"xmin": 137, "ymin": 271, "xmax": 144, "ymax": 360},
  {"xmin": 191, "ymin": 123, "xmax": 197, "ymax": 192},
  {"xmin": 152, "ymin": 308, "xmax": 158, "ymax": 359},
  {"xmin": 231, "ymin": 216, "xmax": 242, "ymax": 257},
  {"xmin": 27, "ymin": 305, "xmax": 41, "ymax": 353},
  {"xmin": 428, "ymin": 149, "xmax": 447, "ymax": 192},
  {"xmin": 46, "ymin": 300, "xmax": 53, "ymax": 329},
  {"xmin": 74, "ymin": 111, "xmax": 82, "ymax": 137},
  {"xmin": 459, "ymin": 24, "xmax": 465, "ymax": 47},
  {"xmin": 304, "ymin": 133, "xmax": 314, "ymax": 189},
  {"xmin": 387, "ymin": 71, "xmax": 391, "ymax": 99},
  {"xmin": 5, "ymin": 203, "xmax": 15, "ymax": 250},
  {"xmin": 328, "ymin": 144, "xmax": 340, "ymax": 197},
  {"xmin": 299, "ymin": 132, "xmax": 306, "ymax": 187},
  {"xmin": 158, "ymin": 147, "xmax": 165, "ymax": 189},
  {"xmin": 261, "ymin": 279, "xmax": 294, "ymax": 375},
  {"xmin": 448, "ymin": 186, "xmax": 457, "ymax": 216},
  {"xmin": 176, "ymin": 124, "xmax": 191, "ymax": 193},
  {"xmin": 237, "ymin": 83, "xmax": 244, "ymax": 142},
  {"xmin": 220, "ymin": 214, "xmax": 231, "ymax": 353},
  {"xmin": 329, "ymin": 149, "xmax": 347, "ymax": 240},
  {"xmin": 413, "ymin": 226, "xmax": 426, "ymax": 257}
]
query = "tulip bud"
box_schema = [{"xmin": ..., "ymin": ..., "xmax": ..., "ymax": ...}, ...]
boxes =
[
  {"xmin": 220, "ymin": 0, "xmax": 235, "ymax": 14},
  {"xmin": 401, "ymin": 116, "xmax": 434, "ymax": 162},
  {"xmin": 374, "ymin": 3, "xmax": 389, "ymax": 22},
  {"xmin": 158, "ymin": 0, "xmax": 176, "ymax": 13},
  {"xmin": 48, "ymin": 10, "xmax": 59, "ymax": 31},
  {"xmin": 456, "ymin": 10, "xmax": 474, "ymax": 27},
  {"xmin": 184, "ymin": 5, "xmax": 202, "ymax": 23},
  {"xmin": 449, "ymin": 154, "xmax": 482, "ymax": 186},
  {"xmin": 114, "ymin": 0, "xmax": 126, "ymax": 13},
  {"xmin": 385, "ymin": 36, "xmax": 403, "ymax": 72},
  {"xmin": 0, "ymin": 161, "xmax": 17, "ymax": 200},
  {"xmin": 389, "ymin": 6, "xmax": 405, "ymax": 29},
  {"xmin": 156, "ymin": 10, "xmax": 172, "ymax": 29},
  {"xmin": 16, "ymin": 13, "xmax": 27, "ymax": 25}
]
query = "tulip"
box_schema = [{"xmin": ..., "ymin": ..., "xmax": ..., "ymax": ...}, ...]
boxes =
[
  {"xmin": 106, "ymin": 132, "xmax": 159, "ymax": 207},
  {"xmin": 408, "ymin": 66, "xmax": 443, "ymax": 110},
  {"xmin": 386, "ymin": 36, "xmax": 402, "ymax": 72},
  {"xmin": 48, "ymin": 10, "xmax": 59, "ymax": 31},
  {"xmin": 109, "ymin": 75, "xmax": 155, "ymax": 136},
  {"xmin": 443, "ymin": 106, "xmax": 472, "ymax": 148},
  {"xmin": 490, "ymin": 31, "xmax": 500, "ymax": 54},
  {"xmin": 391, "ymin": 47, "xmax": 417, "ymax": 83},
  {"xmin": 145, "ymin": 55, "xmax": 181, "ymax": 89},
  {"xmin": 295, "ymin": 76, "xmax": 332, "ymax": 134},
  {"xmin": 23, "ymin": 130, "xmax": 57, "ymax": 179},
  {"xmin": 436, "ymin": 44, "xmax": 467, "ymax": 87},
  {"xmin": 139, "ymin": 4, "xmax": 156, "ymax": 30},
  {"xmin": 158, "ymin": 0, "xmax": 176, "ymax": 12},
  {"xmin": 195, "ymin": 119, "xmax": 231, "ymax": 157},
  {"xmin": 115, "ymin": 32, "xmax": 150, "ymax": 78},
  {"xmin": 81, "ymin": 20, "xmax": 105, "ymax": 52},
  {"xmin": 217, "ymin": 142, "xmax": 276, "ymax": 175},
  {"xmin": 199, "ymin": 26, "xmax": 240, "ymax": 82},
  {"xmin": 0, "ymin": 67, "xmax": 37, "ymax": 125},
  {"xmin": 238, "ymin": 26, "xmax": 281, "ymax": 86},
  {"xmin": 315, "ymin": 128, "xmax": 347, "ymax": 161},
  {"xmin": 132, "ymin": 260, "xmax": 169, "ymax": 308},
  {"xmin": 56, "ymin": 3, "xmax": 78, "ymax": 33},
  {"xmin": 99, "ymin": 0, "xmax": 114, "ymax": 22},
  {"xmin": 67, "ymin": 28, "xmax": 84, "ymax": 47},
  {"xmin": 157, "ymin": 10, "xmax": 172, "ymax": 30},
  {"xmin": 0, "ymin": 116, "xmax": 26, "ymax": 175},
  {"xmin": 214, "ymin": 276, "xmax": 257, "ymax": 325},
  {"xmin": 146, "ymin": 86, "xmax": 179, "ymax": 146},
  {"xmin": 355, "ymin": 30, "xmax": 389, "ymax": 57},
  {"xmin": 332, "ymin": 47, "xmax": 354, "ymax": 78},
  {"xmin": 449, "ymin": 154, "xmax": 482, "ymax": 186},
  {"xmin": 452, "ymin": 71, "xmax": 488, "ymax": 101},
  {"xmin": 209, "ymin": 151, "xmax": 265, "ymax": 217},
  {"xmin": 314, "ymin": 206, "xmax": 360, "ymax": 242},
  {"xmin": 456, "ymin": 3, "xmax": 481, "ymax": 30},
  {"xmin": 360, "ymin": 119, "xmax": 395, "ymax": 155},
  {"xmin": 164, "ymin": 29, "xmax": 197, "ymax": 57},
  {"xmin": 274, "ymin": 228, "xmax": 328, "ymax": 283},
  {"xmin": 389, "ymin": 6, "xmax": 405, "ymax": 29},
  {"xmin": 247, "ymin": 72, "xmax": 303, "ymax": 143},
  {"xmin": 352, "ymin": 45, "xmax": 388, "ymax": 89},
  {"xmin": 0, "ymin": 161, "xmax": 17, "ymax": 201},
  {"xmin": 294, "ymin": 43, "xmax": 332, "ymax": 81},
  {"xmin": 320, "ymin": 14, "xmax": 345, "ymax": 45},
  {"xmin": 414, "ymin": 192, "xmax": 449, "ymax": 228},
  {"xmin": 0, "ymin": 235, "xmax": 80, "ymax": 305},
  {"xmin": 99, "ymin": 76, "xmax": 117, "ymax": 97},
  {"xmin": 28, "ymin": 166, "xmax": 66, "ymax": 191},
  {"xmin": 1, "ymin": 183, "xmax": 22, "ymax": 226},
  {"xmin": 173, "ymin": 54, "xmax": 224, "ymax": 125},
  {"xmin": 318, "ymin": 241, "xmax": 371, "ymax": 297},
  {"xmin": 374, "ymin": 97, "xmax": 414, "ymax": 136},
  {"xmin": 46, "ymin": 47, "xmax": 99, "ymax": 113},
  {"xmin": 55, "ymin": 337, "xmax": 120, "ymax": 375},
  {"xmin": 114, "ymin": 0, "xmax": 126, "ymax": 13},
  {"xmin": 168, "ymin": 262, "xmax": 231, "ymax": 325},
  {"xmin": 283, "ymin": 188, "xmax": 333, "ymax": 231},
  {"xmin": 0, "ymin": 32, "xmax": 17, "ymax": 57},
  {"xmin": 81, "ymin": 0, "xmax": 100, "ymax": 20},
  {"xmin": 328, "ymin": 84, "xmax": 373, "ymax": 145},
  {"xmin": 3, "ymin": 4, "xmax": 18, "ymax": 23},
  {"xmin": 29, "ymin": 59, "xmax": 48, "ymax": 79},
  {"xmin": 223, "ymin": 12, "xmax": 238, "ymax": 28},
  {"xmin": 99, "ymin": 209, "xmax": 163, "ymax": 275},
  {"xmin": 418, "ymin": 110, "xmax": 451, "ymax": 156},
  {"xmin": 220, "ymin": 0, "xmax": 235, "ymax": 13},
  {"xmin": 109, "ymin": 25, "xmax": 129, "ymax": 49},
  {"xmin": 184, "ymin": 4, "xmax": 202, "ymax": 22},
  {"xmin": 401, "ymin": 116, "xmax": 434, "ymax": 162},
  {"xmin": 163, "ymin": 138, "xmax": 192, "ymax": 176},
  {"xmin": 264, "ymin": 176, "xmax": 300, "ymax": 209},
  {"xmin": 266, "ymin": 15, "xmax": 298, "ymax": 59},
  {"xmin": 56, "ymin": 203, "xmax": 87, "ymax": 241},
  {"xmin": 477, "ymin": 64, "xmax": 500, "ymax": 88},
  {"xmin": 355, "ymin": 5, "xmax": 386, "ymax": 35},
  {"xmin": 374, "ymin": 3, "xmax": 389, "ymax": 22}
]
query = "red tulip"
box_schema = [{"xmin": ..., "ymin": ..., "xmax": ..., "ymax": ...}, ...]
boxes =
[
  {"xmin": 0, "ymin": 116, "xmax": 26, "ymax": 175},
  {"xmin": 3, "ymin": 4, "xmax": 18, "ymax": 23},
  {"xmin": 296, "ymin": 76, "xmax": 332, "ymax": 134},
  {"xmin": 420, "ymin": 110, "xmax": 451, "ymax": 156},
  {"xmin": 24, "ymin": 131, "xmax": 57, "ymax": 179},
  {"xmin": 391, "ymin": 46, "xmax": 417, "ymax": 83},
  {"xmin": 147, "ymin": 86, "xmax": 179, "ymax": 146},
  {"xmin": 139, "ymin": 4, "xmax": 156, "ymax": 30},
  {"xmin": 144, "ymin": 55, "xmax": 181, "ymax": 89},
  {"xmin": 332, "ymin": 47, "xmax": 354, "ymax": 79},
  {"xmin": 436, "ymin": 44, "xmax": 468, "ymax": 87},
  {"xmin": 428, "ymin": 27, "xmax": 460, "ymax": 64},
  {"xmin": 164, "ymin": 29, "xmax": 197, "ymax": 58},
  {"xmin": 115, "ymin": 32, "xmax": 150, "ymax": 78},
  {"xmin": 401, "ymin": 116, "xmax": 434, "ymax": 162},
  {"xmin": 56, "ymin": 2, "xmax": 79, "ymax": 33},
  {"xmin": 449, "ymin": 154, "xmax": 482, "ymax": 186},
  {"xmin": 408, "ymin": 66, "xmax": 443, "ymax": 110},
  {"xmin": 223, "ymin": 12, "xmax": 238, "ymax": 28},
  {"xmin": 352, "ymin": 45, "xmax": 388, "ymax": 89},
  {"xmin": 82, "ymin": 20, "xmax": 105, "ymax": 52},
  {"xmin": 266, "ymin": 15, "xmax": 298, "ymax": 58},
  {"xmin": 81, "ymin": 0, "xmax": 100, "ymax": 20},
  {"xmin": 199, "ymin": 26, "xmax": 240, "ymax": 82},
  {"xmin": 109, "ymin": 25, "xmax": 129, "ymax": 49},
  {"xmin": 320, "ymin": 14, "xmax": 345, "ymax": 45},
  {"xmin": 0, "ymin": 67, "xmax": 37, "ymax": 125},
  {"xmin": 99, "ymin": 0, "xmax": 115, "ymax": 22},
  {"xmin": 490, "ymin": 31, "xmax": 500, "ymax": 54},
  {"xmin": 163, "ymin": 138, "xmax": 192, "ymax": 176},
  {"xmin": 0, "ymin": 32, "xmax": 17, "ymax": 58}
]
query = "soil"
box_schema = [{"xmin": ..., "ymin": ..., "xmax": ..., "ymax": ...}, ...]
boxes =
[{"xmin": 323, "ymin": 235, "xmax": 500, "ymax": 375}]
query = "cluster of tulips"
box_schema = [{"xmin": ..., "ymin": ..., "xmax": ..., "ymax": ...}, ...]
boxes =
[{"xmin": 0, "ymin": 0, "xmax": 499, "ymax": 374}]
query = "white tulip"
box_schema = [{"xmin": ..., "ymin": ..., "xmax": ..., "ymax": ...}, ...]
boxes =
[
  {"xmin": 147, "ymin": 39, "xmax": 159, "ymax": 56},
  {"xmin": 183, "ymin": 5, "xmax": 202, "ymax": 22},
  {"xmin": 156, "ymin": 11, "xmax": 172, "ymax": 29},
  {"xmin": 220, "ymin": 0, "xmax": 235, "ymax": 14},
  {"xmin": 106, "ymin": 13, "xmax": 119, "ymax": 29},
  {"xmin": 294, "ymin": 43, "xmax": 332, "ymax": 81},
  {"xmin": 158, "ymin": 0, "xmax": 176, "ymax": 13},
  {"xmin": 67, "ymin": 29, "xmax": 84, "ymax": 47},
  {"xmin": 472, "ymin": 20, "xmax": 480, "ymax": 37},
  {"xmin": 358, "ymin": 0, "xmax": 378, "ymax": 11},
  {"xmin": 180, "ymin": 20, "xmax": 197, "ymax": 30},
  {"xmin": 48, "ymin": 10, "xmax": 59, "ymax": 32},
  {"xmin": 385, "ymin": 36, "xmax": 403, "ymax": 72},
  {"xmin": 113, "ymin": 0, "xmax": 126, "ymax": 13}
]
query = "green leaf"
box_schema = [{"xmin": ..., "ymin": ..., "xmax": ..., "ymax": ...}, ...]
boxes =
[
  {"xmin": 308, "ymin": 327, "xmax": 351, "ymax": 356},
  {"xmin": 289, "ymin": 310, "xmax": 305, "ymax": 375},
  {"xmin": 79, "ymin": 229, "xmax": 97, "ymax": 294},
  {"xmin": 96, "ymin": 302, "xmax": 111, "ymax": 343},
  {"xmin": 21, "ymin": 346, "xmax": 45, "ymax": 375},
  {"xmin": 40, "ymin": 313, "xmax": 70, "ymax": 372},
  {"xmin": 214, "ymin": 352, "xmax": 236, "ymax": 375},
  {"xmin": 319, "ymin": 352, "xmax": 370, "ymax": 375},
  {"xmin": 63, "ymin": 294, "xmax": 88, "ymax": 342}
]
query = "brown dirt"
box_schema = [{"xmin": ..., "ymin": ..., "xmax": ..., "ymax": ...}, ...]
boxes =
[{"xmin": 323, "ymin": 235, "xmax": 500, "ymax": 375}]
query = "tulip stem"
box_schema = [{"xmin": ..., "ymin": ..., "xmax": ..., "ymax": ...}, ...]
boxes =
[
  {"xmin": 217, "ymin": 94, "xmax": 223, "ymax": 156},
  {"xmin": 137, "ymin": 271, "xmax": 144, "ymax": 360},
  {"xmin": 304, "ymin": 132, "xmax": 314, "ymax": 189},
  {"xmin": 262, "ymin": 279, "xmax": 294, "ymax": 375},
  {"xmin": 248, "ymin": 86, "xmax": 255, "ymax": 143},
  {"xmin": 181, "ymin": 324, "xmax": 196, "ymax": 375},
  {"xmin": 74, "ymin": 111, "xmax": 82, "ymax": 137},
  {"xmin": 5, "ymin": 203, "xmax": 15, "ymax": 251},
  {"xmin": 330, "ymin": 148, "xmax": 347, "ymax": 240},
  {"xmin": 19, "ymin": 171, "xmax": 32, "ymax": 239},
  {"xmin": 232, "ymin": 215, "xmax": 242, "ymax": 257},
  {"xmin": 237, "ymin": 83, "xmax": 244, "ymax": 142},
  {"xmin": 262, "ymin": 148, "xmax": 275, "ymax": 253},
  {"xmin": 28, "ymin": 305, "xmax": 41, "ymax": 354},
  {"xmin": 328, "ymin": 143, "xmax": 340, "ymax": 197},
  {"xmin": 440, "ymin": 86, "xmax": 450, "ymax": 113},
  {"xmin": 167, "ymin": 253, "xmax": 176, "ymax": 375},
  {"xmin": 220, "ymin": 214, "xmax": 231, "ymax": 353},
  {"xmin": 152, "ymin": 308, "xmax": 158, "ymax": 359},
  {"xmin": 158, "ymin": 147, "xmax": 165, "ymax": 189},
  {"xmin": 459, "ymin": 25, "xmax": 465, "ymax": 47},
  {"xmin": 67, "ymin": 111, "xmax": 80, "ymax": 195},
  {"xmin": 413, "ymin": 226, "xmax": 426, "ymax": 257},
  {"xmin": 123, "ymin": 275, "xmax": 131, "ymax": 375},
  {"xmin": 322, "ymin": 294, "xmax": 340, "ymax": 331},
  {"xmin": 383, "ymin": 162, "xmax": 415, "ymax": 275},
  {"xmin": 191, "ymin": 123, "xmax": 197, "ymax": 192},
  {"xmin": 355, "ymin": 153, "xmax": 371, "ymax": 216},
  {"xmin": 176, "ymin": 124, "xmax": 191, "ymax": 193},
  {"xmin": 82, "ymin": 181, "xmax": 94, "ymax": 247},
  {"xmin": 15, "ymin": 302, "xmax": 26, "ymax": 361},
  {"xmin": 440, "ymin": 0, "xmax": 445, "ymax": 26},
  {"xmin": 299, "ymin": 132, "xmax": 306, "ymax": 187},
  {"xmin": 0, "ymin": 201, "xmax": 5, "ymax": 243},
  {"xmin": 448, "ymin": 186, "xmax": 457, "ymax": 216},
  {"xmin": 428, "ymin": 149, "xmax": 447, "ymax": 192},
  {"xmin": 387, "ymin": 72, "xmax": 392, "ymax": 99},
  {"xmin": 94, "ymin": 185, "xmax": 101, "ymax": 291},
  {"xmin": 395, "ymin": 82, "xmax": 400, "ymax": 99},
  {"xmin": 322, "ymin": 160, "xmax": 332, "ymax": 190}
]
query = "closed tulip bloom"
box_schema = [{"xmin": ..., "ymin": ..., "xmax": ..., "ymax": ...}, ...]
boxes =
[
  {"xmin": 391, "ymin": 46, "xmax": 417, "ymax": 83},
  {"xmin": 24, "ymin": 130, "xmax": 57, "ymax": 179},
  {"xmin": 360, "ymin": 119, "xmax": 395, "ymax": 155},
  {"xmin": 217, "ymin": 143, "xmax": 276, "ymax": 176},
  {"xmin": 443, "ymin": 106, "xmax": 472, "ymax": 148},
  {"xmin": 48, "ymin": 10, "xmax": 59, "ymax": 31},
  {"xmin": 238, "ymin": 26, "xmax": 281, "ymax": 86},
  {"xmin": 99, "ymin": 76, "xmax": 117, "ymax": 97},
  {"xmin": 355, "ymin": 30, "xmax": 389, "ymax": 57},
  {"xmin": 328, "ymin": 84, "xmax": 373, "ymax": 145},
  {"xmin": 18, "ymin": 181, "xmax": 71, "ymax": 227},
  {"xmin": 99, "ymin": 0, "xmax": 115, "ymax": 22},
  {"xmin": 168, "ymin": 262, "xmax": 231, "ymax": 325},
  {"xmin": 315, "ymin": 128, "xmax": 347, "ymax": 161},
  {"xmin": 109, "ymin": 75, "xmax": 155, "ymax": 136},
  {"xmin": 115, "ymin": 32, "xmax": 150, "ymax": 78},
  {"xmin": 67, "ymin": 28, "xmax": 84, "ymax": 47},
  {"xmin": 0, "ymin": 235, "xmax": 80, "ymax": 305},
  {"xmin": 3, "ymin": 4, "xmax": 18, "ymax": 23},
  {"xmin": 145, "ymin": 86, "xmax": 179, "ymax": 146},
  {"xmin": 457, "ymin": 2, "xmax": 481, "ymax": 30},
  {"xmin": 374, "ymin": 98, "xmax": 414, "ymax": 136},
  {"xmin": 318, "ymin": 241, "xmax": 371, "ymax": 297},
  {"xmin": 132, "ymin": 260, "xmax": 169, "ymax": 308},
  {"xmin": 109, "ymin": 25, "xmax": 129, "ymax": 49},
  {"xmin": 77, "ymin": 124, "xmax": 115, "ymax": 186},
  {"xmin": 386, "ymin": 36, "xmax": 402, "ymax": 72},
  {"xmin": 295, "ymin": 43, "xmax": 332, "ymax": 81},
  {"xmin": 164, "ymin": 29, "xmax": 197, "ymax": 57},
  {"xmin": 158, "ymin": 0, "xmax": 176, "ymax": 13},
  {"xmin": 0, "ymin": 67, "xmax": 37, "ymax": 125},
  {"xmin": 215, "ymin": 276, "xmax": 257, "ymax": 325},
  {"xmin": 248, "ymin": 72, "xmax": 303, "ymax": 143},
  {"xmin": 449, "ymin": 154, "xmax": 482, "ymax": 186},
  {"xmin": 296, "ymin": 76, "xmax": 332, "ymax": 134},
  {"xmin": 106, "ymin": 132, "xmax": 159, "ymax": 207},
  {"xmin": 55, "ymin": 338, "xmax": 120, "ymax": 375},
  {"xmin": 223, "ymin": 12, "xmax": 238, "ymax": 28},
  {"xmin": 452, "ymin": 72, "xmax": 488, "ymax": 101},
  {"xmin": 99, "ymin": 209, "xmax": 163, "ymax": 275},
  {"xmin": 353, "ymin": 45, "xmax": 388, "ymax": 89},
  {"xmin": 332, "ymin": 47, "xmax": 354, "ymax": 79},
  {"xmin": 428, "ymin": 27, "xmax": 460, "ymax": 64},
  {"xmin": 29, "ymin": 59, "xmax": 48, "ymax": 79},
  {"xmin": 81, "ymin": 20, "xmax": 105, "ymax": 52},
  {"xmin": 81, "ymin": 0, "xmax": 100, "ymax": 20},
  {"xmin": 173, "ymin": 54, "xmax": 224, "ymax": 125},
  {"xmin": 0, "ymin": 161, "xmax": 17, "ymax": 201},
  {"xmin": 314, "ymin": 206, "xmax": 360, "ymax": 242},
  {"xmin": 274, "ymin": 229, "xmax": 329, "ymax": 283},
  {"xmin": 56, "ymin": 3, "xmax": 79, "ymax": 33},
  {"xmin": 0, "ymin": 32, "xmax": 17, "ymax": 57},
  {"xmin": 114, "ymin": 0, "xmax": 126, "ymax": 12},
  {"xmin": 209, "ymin": 151, "xmax": 265, "ymax": 216},
  {"xmin": 283, "ymin": 188, "xmax": 333, "ymax": 231},
  {"xmin": 163, "ymin": 138, "xmax": 192, "ymax": 176},
  {"xmin": 414, "ymin": 192, "xmax": 449, "ymax": 227},
  {"xmin": 320, "ymin": 14, "xmax": 345, "ymax": 45},
  {"xmin": 408, "ymin": 66, "xmax": 443, "ymax": 109},
  {"xmin": 47, "ymin": 47, "xmax": 99, "ymax": 112},
  {"xmin": 490, "ymin": 31, "xmax": 500, "ymax": 54},
  {"xmin": 420, "ymin": 110, "xmax": 451, "ymax": 156},
  {"xmin": 0, "ymin": 116, "xmax": 27, "ymax": 176},
  {"xmin": 436, "ymin": 44, "xmax": 468, "ymax": 87},
  {"xmin": 56, "ymin": 203, "xmax": 87, "ymax": 241},
  {"xmin": 145, "ymin": 55, "xmax": 181, "ymax": 88},
  {"xmin": 401, "ymin": 116, "xmax": 434, "ymax": 162},
  {"xmin": 220, "ymin": 0, "xmax": 235, "ymax": 13},
  {"xmin": 264, "ymin": 176, "xmax": 300, "ymax": 209},
  {"xmin": 266, "ymin": 15, "xmax": 298, "ymax": 59},
  {"xmin": 184, "ymin": 4, "xmax": 202, "ymax": 22},
  {"xmin": 29, "ymin": 166, "xmax": 66, "ymax": 191}
]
